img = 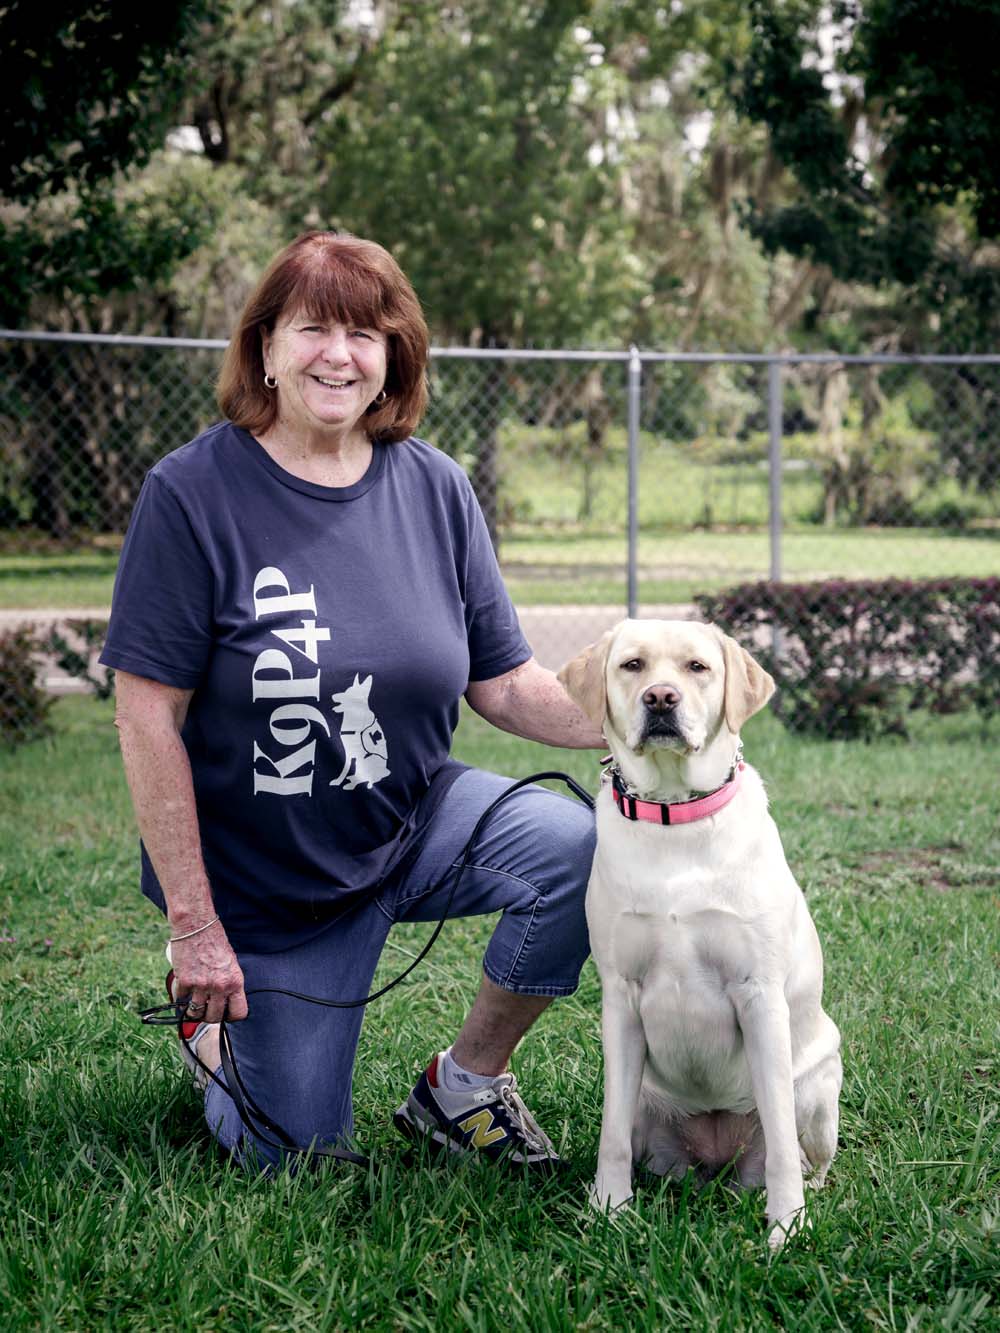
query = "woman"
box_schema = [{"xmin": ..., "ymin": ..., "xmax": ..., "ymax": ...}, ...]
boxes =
[{"xmin": 103, "ymin": 231, "xmax": 603, "ymax": 1171}]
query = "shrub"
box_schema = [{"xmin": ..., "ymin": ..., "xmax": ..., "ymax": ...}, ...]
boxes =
[
  {"xmin": 696, "ymin": 578, "xmax": 1000, "ymax": 740},
  {"xmin": 967, "ymin": 594, "xmax": 1000, "ymax": 719},
  {"xmin": 0, "ymin": 627, "xmax": 53, "ymax": 748},
  {"xmin": 41, "ymin": 619, "xmax": 114, "ymax": 700}
]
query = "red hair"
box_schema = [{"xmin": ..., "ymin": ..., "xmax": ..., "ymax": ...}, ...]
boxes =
[{"xmin": 218, "ymin": 232, "xmax": 429, "ymax": 442}]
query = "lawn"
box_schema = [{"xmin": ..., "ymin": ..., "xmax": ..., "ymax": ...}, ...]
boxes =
[
  {"xmin": 0, "ymin": 550, "xmax": 121, "ymax": 611},
  {"xmin": 502, "ymin": 526, "xmax": 1000, "ymax": 605},
  {"xmin": 2, "ymin": 526, "xmax": 999, "ymax": 612},
  {"xmin": 1, "ymin": 697, "xmax": 997, "ymax": 1330},
  {"xmin": 3, "ymin": 431, "xmax": 999, "ymax": 612}
]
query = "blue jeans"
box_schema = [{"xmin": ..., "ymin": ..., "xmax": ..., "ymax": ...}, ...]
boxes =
[{"xmin": 204, "ymin": 767, "xmax": 595, "ymax": 1168}]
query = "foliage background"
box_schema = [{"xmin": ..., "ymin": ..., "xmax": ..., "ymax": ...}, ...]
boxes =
[
  {"xmin": 4, "ymin": 0, "xmax": 1000, "ymax": 551},
  {"xmin": 8, "ymin": 0, "xmax": 1000, "ymax": 357}
]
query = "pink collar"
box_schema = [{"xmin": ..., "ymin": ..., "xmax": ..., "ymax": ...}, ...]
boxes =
[{"xmin": 610, "ymin": 761, "xmax": 746, "ymax": 826}]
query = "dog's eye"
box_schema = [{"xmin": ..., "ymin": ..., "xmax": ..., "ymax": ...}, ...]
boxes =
[
  {"xmin": 688, "ymin": 660, "xmax": 709, "ymax": 673},
  {"xmin": 620, "ymin": 658, "xmax": 644, "ymax": 672}
]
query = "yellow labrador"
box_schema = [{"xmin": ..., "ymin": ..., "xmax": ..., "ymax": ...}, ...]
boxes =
[{"xmin": 559, "ymin": 619, "xmax": 841, "ymax": 1248}]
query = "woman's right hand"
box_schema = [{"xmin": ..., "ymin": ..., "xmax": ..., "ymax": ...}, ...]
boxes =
[{"xmin": 170, "ymin": 920, "xmax": 248, "ymax": 1025}]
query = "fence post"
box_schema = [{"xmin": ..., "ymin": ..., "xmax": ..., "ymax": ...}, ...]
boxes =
[
  {"xmin": 627, "ymin": 345, "xmax": 641, "ymax": 618},
  {"xmin": 767, "ymin": 358, "xmax": 783, "ymax": 659},
  {"xmin": 767, "ymin": 359, "xmax": 783, "ymax": 582}
]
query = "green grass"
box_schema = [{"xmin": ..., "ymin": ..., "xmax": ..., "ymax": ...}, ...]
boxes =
[
  {"xmin": 502, "ymin": 527, "xmax": 1000, "ymax": 605},
  {"xmin": 2, "ymin": 433, "xmax": 998, "ymax": 611},
  {"xmin": 501, "ymin": 436, "xmax": 828, "ymax": 533},
  {"xmin": 1, "ymin": 697, "xmax": 998, "ymax": 1330},
  {"xmin": 0, "ymin": 551, "xmax": 120, "ymax": 610},
  {"xmin": 500, "ymin": 426, "xmax": 1000, "ymax": 535},
  {"xmin": 3, "ymin": 526, "xmax": 999, "ymax": 612}
]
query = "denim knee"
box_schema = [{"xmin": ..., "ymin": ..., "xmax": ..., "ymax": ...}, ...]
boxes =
[{"xmin": 480, "ymin": 791, "xmax": 595, "ymax": 995}]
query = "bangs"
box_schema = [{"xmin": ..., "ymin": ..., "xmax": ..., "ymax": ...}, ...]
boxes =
[{"xmin": 286, "ymin": 253, "xmax": 394, "ymax": 332}]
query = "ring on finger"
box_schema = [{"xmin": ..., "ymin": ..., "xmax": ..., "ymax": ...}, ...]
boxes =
[{"xmin": 187, "ymin": 1000, "xmax": 207, "ymax": 1014}]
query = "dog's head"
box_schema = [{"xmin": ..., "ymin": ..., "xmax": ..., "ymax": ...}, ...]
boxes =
[
  {"xmin": 331, "ymin": 672, "xmax": 376, "ymax": 730},
  {"xmin": 558, "ymin": 619, "xmax": 774, "ymax": 761}
]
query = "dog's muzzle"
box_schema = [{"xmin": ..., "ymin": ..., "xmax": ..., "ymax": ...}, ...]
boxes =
[{"xmin": 638, "ymin": 683, "xmax": 686, "ymax": 745}]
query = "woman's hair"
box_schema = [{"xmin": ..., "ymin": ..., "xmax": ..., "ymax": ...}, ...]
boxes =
[{"xmin": 217, "ymin": 231, "xmax": 429, "ymax": 443}]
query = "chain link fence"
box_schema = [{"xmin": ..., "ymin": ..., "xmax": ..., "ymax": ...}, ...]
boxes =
[{"xmin": 2, "ymin": 332, "xmax": 999, "ymax": 741}]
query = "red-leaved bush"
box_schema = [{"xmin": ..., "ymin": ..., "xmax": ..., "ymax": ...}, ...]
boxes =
[{"xmin": 695, "ymin": 578, "xmax": 1000, "ymax": 739}]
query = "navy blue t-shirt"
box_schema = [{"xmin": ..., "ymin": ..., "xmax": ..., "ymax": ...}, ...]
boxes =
[{"xmin": 101, "ymin": 422, "xmax": 531, "ymax": 950}]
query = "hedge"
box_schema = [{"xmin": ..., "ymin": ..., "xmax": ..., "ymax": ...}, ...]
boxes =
[{"xmin": 695, "ymin": 577, "xmax": 1000, "ymax": 740}]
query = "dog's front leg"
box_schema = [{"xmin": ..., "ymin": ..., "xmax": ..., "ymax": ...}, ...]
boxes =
[
  {"xmin": 592, "ymin": 980, "xmax": 646, "ymax": 1213},
  {"xmin": 732, "ymin": 983, "xmax": 806, "ymax": 1249}
]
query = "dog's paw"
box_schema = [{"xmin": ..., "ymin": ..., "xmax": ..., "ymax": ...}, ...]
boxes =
[
  {"xmin": 588, "ymin": 1179, "xmax": 633, "ymax": 1215},
  {"xmin": 766, "ymin": 1206, "xmax": 810, "ymax": 1252},
  {"xmin": 804, "ymin": 1164, "xmax": 831, "ymax": 1191}
]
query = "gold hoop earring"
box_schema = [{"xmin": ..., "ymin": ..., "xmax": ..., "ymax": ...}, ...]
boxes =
[
  {"xmin": 373, "ymin": 389, "xmax": 387, "ymax": 406},
  {"xmin": 264, "ymin": 373, "xmax": 278, "ymax": 390}
]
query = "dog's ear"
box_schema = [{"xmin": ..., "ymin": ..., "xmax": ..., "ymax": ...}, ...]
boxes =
[
  {"xmin": 558, "ymin": 627, "xmax": 616, "ymax": 728},
  {"xmin": 716, "ymin": 630, "xmax": 775, "ymax": 733}
]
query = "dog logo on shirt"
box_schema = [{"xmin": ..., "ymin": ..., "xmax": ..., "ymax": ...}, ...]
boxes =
[{"xmin": 330, "ymin": 673, "xmax": 390, "ymax": 790}]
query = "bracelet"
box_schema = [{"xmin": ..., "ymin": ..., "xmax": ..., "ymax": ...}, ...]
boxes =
[{"xmin": 169, "ymin": 914, "xmax": 220, "ymax": 943}]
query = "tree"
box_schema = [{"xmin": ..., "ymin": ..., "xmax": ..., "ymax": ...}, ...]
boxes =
[
  {"xmin": 0, "ymin": 0, "xmax": 240, "ymax": 533},
  {"xmin": 303, "ymin": 0, "xmax": 645, "ymax": 540},
  {"xmin": 1, "ymin": 1, "xmax": 217, "ymax": 202},
  {"xmin": 9, "ymin": 0, "xmax": 899, "ymax": 538},
  {"xmin": 172, "ymin": 0, "xmax": 371, "ymax": 191},
  {"xmin": 0, "ymin": 0, "xmax": 227, "ymax": 327},
  {"xmin": 310, "ymin": 1, "xmax": 634, "ymax": 346},
  {"xmin": 0, "ymin": 157, "xmax": 256, "ymax": 537},
  {"xmin": 734, "ymin": 0, "xmax": 1000, "ymax": 502}
]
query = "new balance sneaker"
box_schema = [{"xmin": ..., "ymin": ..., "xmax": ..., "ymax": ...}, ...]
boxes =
[{"xmin": 392, "ymin": 1053, "xmax": 561, "ymax": 1171}]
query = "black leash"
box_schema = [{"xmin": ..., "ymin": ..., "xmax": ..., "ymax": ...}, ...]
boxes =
[{"xmin": 140, "ymin": 770, "xmax": 595, "ymax": 1167}]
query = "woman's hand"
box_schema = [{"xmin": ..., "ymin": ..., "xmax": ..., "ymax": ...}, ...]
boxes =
[
  {"xmin": 114, "ymin": 671, "xmax": 249, "ymax": 1025},
  {"xmin": 171, "ymin": 920, "xmax": 248, "ymax": 1025}
]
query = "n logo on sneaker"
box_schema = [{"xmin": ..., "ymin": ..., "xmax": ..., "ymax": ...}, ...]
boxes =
[{"xmin": 457, "ymin": 1109, "xmax": 507, "ymax": 1149}]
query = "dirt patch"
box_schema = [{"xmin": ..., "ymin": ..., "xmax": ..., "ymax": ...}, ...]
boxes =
[{"xmin": 855, "ymin": 844, "xmax": 997, "ymax": 892}]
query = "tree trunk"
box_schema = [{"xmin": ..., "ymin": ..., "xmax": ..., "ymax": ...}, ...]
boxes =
[
  {"xmin": 817, "ymin": 365, "xmax": 851, "ymax": 526},
  {"xmin": 470, "ymin": 357, "xmax": 507, "ymax": 553},
  {"xmin": 578, "ymin": 365, "xmax": 610, "ymax": 522},
  {"xmin": 20, "ymin": 347, "xmax": 74, "ymax": 538}
]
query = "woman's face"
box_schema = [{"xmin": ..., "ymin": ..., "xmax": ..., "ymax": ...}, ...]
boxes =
[{"xmin": 261, "ymin": 307, "xmax": 388, "ymax": 443}]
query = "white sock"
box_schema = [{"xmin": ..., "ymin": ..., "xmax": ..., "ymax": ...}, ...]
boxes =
[{"xmin": 439, "ymin": 1046, "xmax": 497, "ymax": 1092}]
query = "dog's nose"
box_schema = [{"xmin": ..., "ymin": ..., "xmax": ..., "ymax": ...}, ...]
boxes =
[{"xmin": 642, "ymin": 684, "xmax": 680, "ymax": 713}]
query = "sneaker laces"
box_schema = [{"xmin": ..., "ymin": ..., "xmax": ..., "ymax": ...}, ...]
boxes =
[{"xmin": 498, "ymin": 1077, "xmax": 555, "ymax": 1154}]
